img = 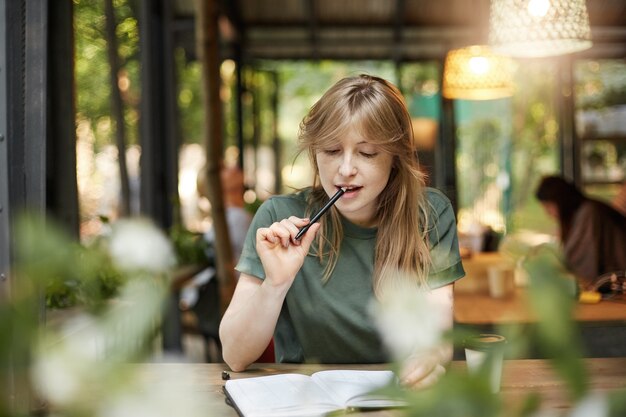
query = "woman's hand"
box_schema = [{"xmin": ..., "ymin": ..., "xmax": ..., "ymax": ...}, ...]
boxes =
[
  {"xmin": 256, "ymin": 216, "xmax": 320, "ymax": 288},
  {"xmin": 397, "ymin": 285, "xmax": 453, "ymax": 389},
  {"xmin": 399, "ymin": 349, "xmax": 448, "ymax": 390}
]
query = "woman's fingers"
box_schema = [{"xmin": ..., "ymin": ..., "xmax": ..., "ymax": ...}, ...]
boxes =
[
  {"xmin": 399, "ymin": 353, "xmax": 447, "ymax": 390},
  {"xmin": 288, "ymin": 216, "xmax": 310, "ymax": 227},
  {"xmin": 400, "ymin": 357, "xmax": 436, "ymax": 385},
  {"xmin": 403, "ymin": 363, "xmax": 446, "ymax": 390},
  {"xmin": 257, "ymin": 217, "xmax": 311, "ymax": 248},
  {"xmin": 279, "ymin": 218, "xmax": 302, "ymax": 246},
  {"xmin": 259, "ymin": 222, "xmax": 290, "ymax": 247},
  {"xmin": 257, "ymin": 227, "xmax": 276, "ymax": 244},
  {"xmin": 299, "ymin": 222, "xmax": 320, "ymax": 250}
]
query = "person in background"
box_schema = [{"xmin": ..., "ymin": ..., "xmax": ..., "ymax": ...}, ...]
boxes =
[
  {"xmin": 180, "ymin": 166, "xmax": 253, "ymax": 309},
  {"xmin": 219, "ymin": 74, "xmax": 465, "ymax": 388},
  {"xmin": 612, "ymin": 181, "xmax": 626, "ymax": 216},
  {"xmin": 174, "ymin": 166, "xmax": 252, "ymax": 362},
  {"xmin": 202, "ymin": 166, "xmax": 253, "ymax": 268},
  {"xmin": 535, "ymin": 175, "xmax": 626, "ymax": 290}
]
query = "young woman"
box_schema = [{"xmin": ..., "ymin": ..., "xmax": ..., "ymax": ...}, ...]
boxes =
[
  {"xmin": 219, "ymin": 75, "xmax": 465, "ymax": 389},
  {"xmin": 536, "ymin": 175, "xmax": 626, "ymax": 290}
]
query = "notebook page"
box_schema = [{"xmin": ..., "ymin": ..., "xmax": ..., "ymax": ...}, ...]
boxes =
[
  {"xmin": 225, "ymin": 373, "xmax": 340, "ymax": 417},
  {"xmin": 311, "ymin": 370, "xmax": 404, "ymax": 409}
]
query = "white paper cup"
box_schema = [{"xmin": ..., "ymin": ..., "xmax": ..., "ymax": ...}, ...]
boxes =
[
  {"xmin": 487, "ymin": 265, "xmax": 515, "ymax": 299},
  {"xmin": 464, "ymin": 334, "xmax": 507, "ymax": 393}
]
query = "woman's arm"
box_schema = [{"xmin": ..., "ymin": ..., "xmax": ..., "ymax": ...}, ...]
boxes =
[
  {"xmin": 219, "ymin": 217, "xmax": 320, "ymax": 371},
  {"xmin": 399, "ymin": 283, "xmax": 454, "ymax": 389},
  {"xmin": 219, "ymin": 273, "xmax": 288, "ymax": 371}
]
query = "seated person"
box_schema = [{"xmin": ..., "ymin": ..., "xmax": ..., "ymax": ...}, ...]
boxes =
[
  {"xmin": 535, "ymin": 175, "xmax": 626, "ymax": 290},
  {"xmin": 180, "ymin": 166, "xmax": 253, "ymax": 308},
  {"xmin": 613, "ymin": 181, "xmax": 626, "ymax": 216},
  {"xmin": 219, "ymin": 75, "xmax": 465, "ymax": 389},
  {"xmin": 178, "ymin": 166, "xmax": 252, "ymax": 361}
]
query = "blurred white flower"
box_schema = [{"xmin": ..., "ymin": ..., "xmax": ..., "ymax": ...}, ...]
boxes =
[
  {"xmin": 370, "ymin": 281, "xmax": 447, "ymax": 361},
  {"xmin": 32, "ymin": 314, "xmax": 107, "ymax": 405},
  {"xmin": 32, "ymin": 285, "xmax": 167, "ymax": 409},
  {"xmin": 568, "ymin": 393, "xmax": 608, "ymax": 417},
  {"xmin": 32, "ymin": 348, "xmax": 81, "ymax": 405},
  {"xmin": 108, "ymin": 218, "xmax": 176, "ymax": 274},
  {"xmin": 98, "ymin": 365, "xmax": 212, "ymax": 417}
]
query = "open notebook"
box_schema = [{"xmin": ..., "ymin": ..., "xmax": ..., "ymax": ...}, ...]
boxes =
[{"xmin": 224, "ymin": 369, "xmax": 406, "ymax": 417}]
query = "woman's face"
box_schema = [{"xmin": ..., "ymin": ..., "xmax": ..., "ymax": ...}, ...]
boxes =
[
  {"xmin": 541, "ymin": 201, "xmax": 559, "ymax": 220},
  {"xmin": 315, "ymin": 132, "xmax": 393, "ymax": 227}
]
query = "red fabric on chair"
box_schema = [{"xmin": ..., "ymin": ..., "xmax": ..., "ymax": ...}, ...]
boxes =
[{"xmin": 255, "ymin": 339, "xmax": 275, "ymax": 363}]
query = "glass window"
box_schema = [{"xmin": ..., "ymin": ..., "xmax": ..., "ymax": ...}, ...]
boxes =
[
  {"xmin": 575, "ymin": 59, "xmax": 626, "ymax": 202},
  {"xmin": 454, "ymin": 61, "xmax": 561, "ymax": 245}
]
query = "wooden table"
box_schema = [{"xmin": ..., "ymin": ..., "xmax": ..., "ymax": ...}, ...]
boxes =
[
  {"xmin": 454, "ymin": 287, "xmax": 626, "ymax": 326},
  {"xmin": 454, "ymin": 287, "xmax": 626, "ymax": 357},
  {"xmin": 135, "ymin": 359, "xmax": 626, "ymax": 416}
]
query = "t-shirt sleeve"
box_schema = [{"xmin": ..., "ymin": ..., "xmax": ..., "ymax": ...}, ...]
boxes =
[
  {"xmin": 235, "ymin": 200, "xmax": 275, "ymax": 280},
  {"xmin": 226, "ymin": 208, "xmax": 253, "ymax": 262},
  {"xmin": 426, "ymin": 189, "xmax": 465, "ymax": 289}
]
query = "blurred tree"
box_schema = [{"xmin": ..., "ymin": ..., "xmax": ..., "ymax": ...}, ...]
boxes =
[
  {"xmin": 176, "ymin": 49, "xmax": 203, "ymax": 144},
  {"xmin": 104, "ymin": 0, "xmax": 131, "ymax": 215},
  {"xmin": 457, "ymin": 118, "xmax": 502, "ymax": 214},
  {"xmin": 74, "ymin": 0, "xmax": 139, "ymax": 148},
  {"xmin": 74, "ymin": 0, "xmax": 140, "ymax": 224},
  {"xmin": 575, "ymin": 60, "xmax": 626, "ymax": 110},
  {"xmin": 509, "ymin": 64, "xmax": 560, "ymax": 232}
]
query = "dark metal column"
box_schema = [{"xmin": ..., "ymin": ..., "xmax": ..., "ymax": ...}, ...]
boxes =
[
  {"xmin": 558, "ymin": 57, "xmax": 580, "ymax": 185},
  {"xmin": 0, "ymin": 0, "xmax": 11, "ymax": 411},
  {"xmin": 235, "ymin": 46, "xmax": 244, "ymax": 170},
  {"xmin": 436, "ymin": 63, "xmax": 458, "ymax": 212},
  {"xmin": 3, "ymin": 1, "xmax": 49, "ymax": 412},
  {"xmin": 23, "ymin": 0, "xmax": 48, "ymax": 213},
  {"xmin": 5, "ymin": 0, "xmax": 65, "ymax": 224},
  {"xmin": 270, "ymin": 71, "xmax": 281, "ymax": 193},
  {"xmin": 0, "ymin": 0, "xmax": 10, "ymax": 305},
  {"xmin": 138, "ymin": 0, "xmax": 182, "ymax": 353},
  {"xmin": 47, "ymin": 0, "xmax": 79, "ymax": 236},
  {"xmin": 4, "ymin": 0, "xmax": 49, "ymax": 242},
  {"xmin": 138, "ymin": 0, "xmax": 179, "ymax": 229}
]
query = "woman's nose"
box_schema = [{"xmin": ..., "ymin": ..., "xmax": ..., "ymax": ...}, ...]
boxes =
[{"xmin": 339, "ymin": 154, "xmax": 357, "ymax": 177}]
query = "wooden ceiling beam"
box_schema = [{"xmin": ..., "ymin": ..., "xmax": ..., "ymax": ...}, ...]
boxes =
[
  {"xmin": 392, "ymin": 0, "xmax": 406, "ymax": 63},
  {"xmin": 304, "ymin": 0, "xmax": 318, "ymax": 60}
]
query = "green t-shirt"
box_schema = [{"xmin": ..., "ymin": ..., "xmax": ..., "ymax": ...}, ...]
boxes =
[{"xmin": 236, "ymin": 187, "xmax": 465, "ymax": 364}]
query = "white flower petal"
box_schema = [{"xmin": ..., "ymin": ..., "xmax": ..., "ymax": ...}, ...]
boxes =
[
  {"xmin": 98, "ymin": 366, "xmax": 211, "ymax": 417},
  {"xmin": 109, "ymin": 218, "xmax": 176, "ymax": 274},
  {"xmin": 569, "ymin": 393, "xmax": 609, "ymax": 417},
  {"xmin": 32, "ymin": 351, "xmax": 81, "ymax": 405},
  {"xmin": 370, "ymin": 282, "xmax": 446, "ymax": 360}
]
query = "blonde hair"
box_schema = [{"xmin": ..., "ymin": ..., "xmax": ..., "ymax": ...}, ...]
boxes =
[{"xmin": 298, "ymin": 74, "xmax": 431, "ymax": 295}]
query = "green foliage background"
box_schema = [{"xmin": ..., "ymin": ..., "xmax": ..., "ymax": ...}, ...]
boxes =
[{"xmin": 74, "ymin": 0, "xmax": 140, "ymax": 150}]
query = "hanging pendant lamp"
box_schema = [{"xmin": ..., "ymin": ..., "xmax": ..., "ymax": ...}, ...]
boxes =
[
  {"xmin": 489, "ymin": 0, "xmax": 592, "ymax": 58},
  {"xmin": 442, "ymin": 45, "xmax": 515, "ymax": 100}
]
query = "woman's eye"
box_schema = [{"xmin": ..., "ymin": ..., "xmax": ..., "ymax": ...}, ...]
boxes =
[
  {"xmin": 360, "ymin": 152, "xmax": 377, "ymax": 158},
  {"xmin": 323, "ymin": 149, "xmax": 340, "ymax": 155}
]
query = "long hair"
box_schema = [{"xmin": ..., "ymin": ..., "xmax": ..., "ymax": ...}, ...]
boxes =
[
  {"xmin": 535, "ymin": 175, "xmax": 586, "ymax": 241},
  {"xmin": 297, "ymin": 74, "xmax": 431, "ymax": 296}
]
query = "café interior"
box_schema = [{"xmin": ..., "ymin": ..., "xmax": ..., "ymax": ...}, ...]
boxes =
[{"xmin": 1, "ymin": 0, "xmax": 626, "ymax": 416}]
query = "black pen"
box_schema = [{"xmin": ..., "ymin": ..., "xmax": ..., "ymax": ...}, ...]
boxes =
[{"xmin": 294, "ymin": 187, "xmax": 347, "ymax": 241}]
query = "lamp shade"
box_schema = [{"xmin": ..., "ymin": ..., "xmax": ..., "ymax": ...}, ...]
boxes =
[
  {"xmin": 489, "ymin": 0, "xmax": 592, "ymax": 58},
  {"xmin": 442, "ymin": 45, "xmax": 515, "ymax": 100}
]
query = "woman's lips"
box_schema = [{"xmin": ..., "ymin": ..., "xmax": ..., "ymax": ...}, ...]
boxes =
[{"xmin": 337, "ymin": 185, "xmax": 361, "ymax": 198}]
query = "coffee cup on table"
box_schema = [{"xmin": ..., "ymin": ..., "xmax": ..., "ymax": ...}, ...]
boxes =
[
  {"xmin": 487, "ymin": 264, "xmax": 515, "ymax": 299},
  {"xmin": 464, "ymin": 334, "xmax": 507, "ymax": 393}
]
